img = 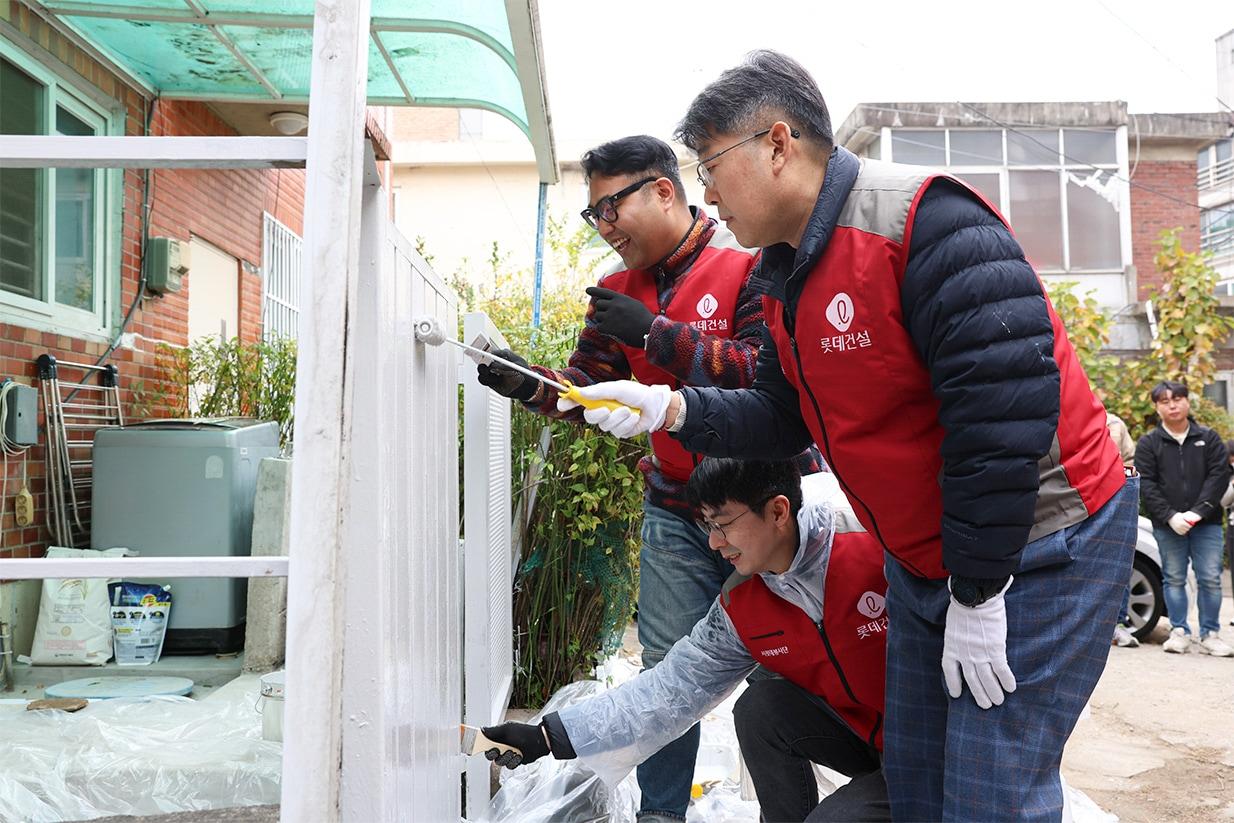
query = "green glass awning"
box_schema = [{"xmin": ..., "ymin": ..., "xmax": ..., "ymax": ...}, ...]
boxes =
[{"xmin": 28, "ymin": 0, "xmax": 557, "ymax": 180}]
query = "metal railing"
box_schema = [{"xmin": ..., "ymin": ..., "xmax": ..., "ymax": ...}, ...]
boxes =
[{"xmin": 1198, "ymin": 155, "xmax": 1234, "ymax": 190}]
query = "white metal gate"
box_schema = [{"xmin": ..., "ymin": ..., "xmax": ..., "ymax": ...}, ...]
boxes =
[
  {"xmin": 462, "ymin": 312, "xmax": 515, "ymax": 819},
  {"xmin": 261, "ymin": 212, "xmax": 303, "ymax": 341}
]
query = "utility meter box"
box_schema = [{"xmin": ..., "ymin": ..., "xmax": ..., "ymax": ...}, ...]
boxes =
[
  {"xmin": 1, "ymin": 381, "xmax": 37, "ymax": 446},
  {"xmin": 144, "ymin": 236, "xmax": 189, "ymax": 294}
]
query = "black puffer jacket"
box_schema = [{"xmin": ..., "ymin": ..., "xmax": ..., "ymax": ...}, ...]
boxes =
[
  {"xmin": 674, "ymin": 148, "xmax": 1067, "ymax": 578},
  {"xmin": 1135, "ymin": 421, "xmax": 1230, "ymax": 526}
]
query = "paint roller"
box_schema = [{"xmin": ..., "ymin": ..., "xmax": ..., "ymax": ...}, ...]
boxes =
[{"xmin": 412, "ymin": 316, "xmax": 633, "ymax": 415}]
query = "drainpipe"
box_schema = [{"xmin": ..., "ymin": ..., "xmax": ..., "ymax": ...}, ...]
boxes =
[{"xmin": 532, "ymin": 181, "xmax": 548, "ymax": 329}]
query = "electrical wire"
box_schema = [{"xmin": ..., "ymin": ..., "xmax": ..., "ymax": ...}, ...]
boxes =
[
  {"xmin": 1092, "ymin": 0, "xmax": 1234, "ymax": 114},
  {"xmin": 0, "ymin": 381, "xmax": 32, "ymax": 549}
]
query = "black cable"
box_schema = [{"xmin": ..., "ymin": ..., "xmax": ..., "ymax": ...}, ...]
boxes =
[
  {"xmin": 95, "ymin": 95, "xmax": 158, "ymax": 366},
  {"xmin": 60, "ymin": 97, "xmax": 158, "ymax": 407}
]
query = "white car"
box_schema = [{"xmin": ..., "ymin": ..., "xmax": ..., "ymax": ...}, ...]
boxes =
[{"xmin": 1126, "ymin": 516, "xmax": 1165, "ymax": 640}]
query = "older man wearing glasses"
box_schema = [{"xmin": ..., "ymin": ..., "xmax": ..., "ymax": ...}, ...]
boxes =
[
  {"xmin": 561, "ymin": 53, "xmax": 1138, "ymax": 822},
  {"xmin": 474, "ymin": 133, "xmax": 820, "ymax": 822}
]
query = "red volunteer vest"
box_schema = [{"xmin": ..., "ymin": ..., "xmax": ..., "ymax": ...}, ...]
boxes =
[
  {"xmin": 763, "ymin": 162, "xmax": 1124, "ymax": 579},
  {"xmin": 600, "ymin": 239, "xmax": 754, "ymax": 483},
  {"xmin": 722, "ymin": 531, "xmax": 887, "ymax": 750}
]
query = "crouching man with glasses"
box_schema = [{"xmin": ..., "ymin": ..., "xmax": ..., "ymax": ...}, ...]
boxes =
[
  {"xmin": 473, "ymin": 134, "xmax": 820, "ymax": 821},
  {"xmin": 481, "ymin": 459, "xmax": 891, "ymax": 823}
]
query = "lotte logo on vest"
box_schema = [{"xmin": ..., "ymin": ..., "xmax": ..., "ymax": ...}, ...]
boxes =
[
  {"xmin": 690, "ymin": 293, "xmax": 729, "ymax": 333},
  {"xmin": 820, "ymin": 292, "xmax": 873, "ymax": 354}
]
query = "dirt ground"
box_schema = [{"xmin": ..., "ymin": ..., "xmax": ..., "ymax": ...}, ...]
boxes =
[{"xmin": 1062, "ymin": 572, "xmax": 1234, "ymax": 822}]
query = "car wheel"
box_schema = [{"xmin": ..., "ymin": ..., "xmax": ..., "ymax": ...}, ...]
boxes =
[{"xmin": 1127, "ymin": 553, "xmax": 1164, "ymax": 641}]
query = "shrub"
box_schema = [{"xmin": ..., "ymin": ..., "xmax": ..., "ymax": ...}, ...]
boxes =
[{"xmin": 1045, "ymin": 228, "xmax": 1234, "ymax": 442}]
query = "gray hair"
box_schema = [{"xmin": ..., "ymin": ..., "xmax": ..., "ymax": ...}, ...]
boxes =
[{"xmin": 675, "ymin": 50, "xmax": 834, "ymax": 153}]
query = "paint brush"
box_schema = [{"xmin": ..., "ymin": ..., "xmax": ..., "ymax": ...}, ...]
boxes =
[{"xmin": 460, "ymin": 724, "xmax": 522, "ymax": 758}]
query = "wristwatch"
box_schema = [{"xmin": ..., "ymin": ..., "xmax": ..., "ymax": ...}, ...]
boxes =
[{"xmin": 949, "ymin": 574, "xmax": 1011, "ymax": 608}]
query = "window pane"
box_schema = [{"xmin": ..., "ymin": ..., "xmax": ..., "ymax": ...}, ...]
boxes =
[
  {"xmin": 0, "ymin": 58, "xmax": 44, "ymax": 301},
  {"xmin": 1203, "ymin": 381, "xmax": 1228, "ymax": 411},
  {"xmin": 1007, "ymin": 129, "xmax": 1059, "ymax": 166},
  {"xmin": 948, "ymin": 130, "xmax": 1002, "ymax": 165},
  {"xmin": 1202, "ymin": 206, "xmax": 1234, "ymax": 255},
  {"xmin": 55, "ymin": 107, "xmax": 96, "ymax": 311},
  {"xmin": 1009, "ymin": 170, "xmax": 1063, "ymax": 269},
  {"xmin": 1064, "ymin": 130, "xmax": 1116, "ymax": 165},
  {"xmin": 1216, "ymin": 139, "xmax": 1232, "ymax": 163},
  {"xmin": 891, "ymin": 130, "xmax": 944, "ymax": 165},
  {"xmin": 1198, "ymin": 147, "xmax": 1210, "ymax": 171},
  {"xmin": 1066, "ymin": 170, "xmax": 1121, "ymax": 269},
  {"xmin": 954, "ymin": 172, "xmax": 1001, "ymax": 210}
]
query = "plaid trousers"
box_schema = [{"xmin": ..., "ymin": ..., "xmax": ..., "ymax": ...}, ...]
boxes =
[{"xmin": 882, "ymin": 478, "xmax": 1138, "ymax": 822}]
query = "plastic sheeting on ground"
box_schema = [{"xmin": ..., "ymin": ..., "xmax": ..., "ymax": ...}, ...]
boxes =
[
  {"xmin": 0, "ymin": 688, "xmax": 280, "ymax": 822},
  {"xmin": 476, "ymin": 653, "xmax": 1120, "ymax": 823}
]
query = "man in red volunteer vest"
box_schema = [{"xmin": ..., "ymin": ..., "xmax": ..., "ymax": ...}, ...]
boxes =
[
  {"xmin": 475, "ymin": 135, "xmax": 819, "ymax": 821},
  {"xmin": 564, "ymin": 53, "xmax": 1139, "ymax": 821},
  {"xmin": 480, "ymin": 459, "xmax": 890, "ymax": 822}
]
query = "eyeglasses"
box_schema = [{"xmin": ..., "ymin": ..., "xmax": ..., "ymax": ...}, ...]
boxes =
[
  {"xmin": 696, "ymin": 497, "xmax": 772, "ymax": 540},
  {"xmin": 695, "ymin": 126, "xmax": 800, "ymax": 188},
  {"xmin": 580, "ymin": 176, "xmax": 658, "ymax": 229}
]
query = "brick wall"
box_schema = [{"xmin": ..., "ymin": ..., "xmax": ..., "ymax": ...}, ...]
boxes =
[
  {"xmin": 1129, "ymin": 160, "xmax": 1203, "ymax": 301},
  {"xmin": 0, "ymin": 3, "xmax": 304, "ymax": 560}
]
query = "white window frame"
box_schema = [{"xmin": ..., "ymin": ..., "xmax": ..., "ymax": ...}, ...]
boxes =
[
  {"xmin": 0, "ymin": 39, "xmax": 121, "ymax": 340},
  {"xmin": 884, "ymin": 125, "xmax": 1128, "ymax": 279}
]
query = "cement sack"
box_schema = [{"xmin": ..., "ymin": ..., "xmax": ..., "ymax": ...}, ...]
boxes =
[{"xmin": 30, "ymin": 547, "xmax": 135, "ymax": 666}]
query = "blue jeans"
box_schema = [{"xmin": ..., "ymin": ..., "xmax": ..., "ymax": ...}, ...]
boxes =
[
  {"xmin": 635, "ymin": 501, "xmax": 734, "ymax": 820},
  {"xmin": 1152, "ymin": 522, "xmax": 1225, "ymax": 637},
  {"xmin": 883, "ymin": 478, "xmax": 1138, "ymax": 821}
]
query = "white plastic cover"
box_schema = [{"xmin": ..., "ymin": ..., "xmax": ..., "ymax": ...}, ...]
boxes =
[
  {"xmin": 0, "ymin": 690, "xmax": 280, "ymax": 820},
  {"xmin": 477, "ymin": 680, "xmax": 640, "ymax": 823}
]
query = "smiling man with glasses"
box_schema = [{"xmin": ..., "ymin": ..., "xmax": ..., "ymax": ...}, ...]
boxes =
[{"xmin": 473, "ymin": 133, "xmax": 820, "ymax": 822}]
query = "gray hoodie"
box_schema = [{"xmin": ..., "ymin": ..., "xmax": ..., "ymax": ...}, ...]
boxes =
[{"xmin": 554, "ymin": 473, "xmax": 864, "ymax": 786}]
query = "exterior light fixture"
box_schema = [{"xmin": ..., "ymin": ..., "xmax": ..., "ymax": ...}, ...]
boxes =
[{"xmin": 269, "ymin": 111, "xmax": 309, "ymax": 135}]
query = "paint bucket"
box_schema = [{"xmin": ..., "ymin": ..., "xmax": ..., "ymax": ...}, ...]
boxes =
[{"xmin": 258, "ymin": 670, "xmax": 285, "ymax": 742}]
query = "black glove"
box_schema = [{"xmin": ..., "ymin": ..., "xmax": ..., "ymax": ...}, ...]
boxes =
[
  {"xmin": 480, "ymin": 721, "xmax": 551, "ymax": 768},
  {"xmin": 586, "ymin": 286, "xmax": 655, "ymax": 348},
  {"xmin": 476, "ymin": 347, "xmax": 538, "ymax": 402}
]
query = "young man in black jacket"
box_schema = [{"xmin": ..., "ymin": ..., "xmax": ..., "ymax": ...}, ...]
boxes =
[{"xmin": 1135, "ymin": 380, "xmax": 1233, "ymax": 656}]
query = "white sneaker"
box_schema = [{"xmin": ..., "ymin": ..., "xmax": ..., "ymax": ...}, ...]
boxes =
[
  {"xmin": 1162, "ymin": 626, "xmax": 1192, "ymax": 654},
  {"xmin": 1112, "ymin": 624, "xmax": 1140, "ymax": 648},
  {"xmin": 1197, "ymin": 632, "xmax": 1234, "ymax": 657}
]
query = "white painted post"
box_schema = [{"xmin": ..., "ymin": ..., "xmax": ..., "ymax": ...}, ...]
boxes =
[{"xmin": 279, "ymin": 0, "xmax": 371, "ymax": 820}]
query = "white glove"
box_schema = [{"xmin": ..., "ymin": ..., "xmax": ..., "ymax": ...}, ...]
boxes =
[
  {"xmin": 1168, "ymin": 512, "xmax": 1194, "ymax": 535},
  {"xmin": 556, "ymin": 380, "xmax": 673, "ymax": 439},
  {"xmin": 942, "ymin": 577, "xmax": 1016, "ymax": 710}
]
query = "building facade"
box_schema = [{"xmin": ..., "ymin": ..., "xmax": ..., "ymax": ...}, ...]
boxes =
[{"xmin": 0, "ymin": 3, "xmax": 304, "ymax": 596}]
